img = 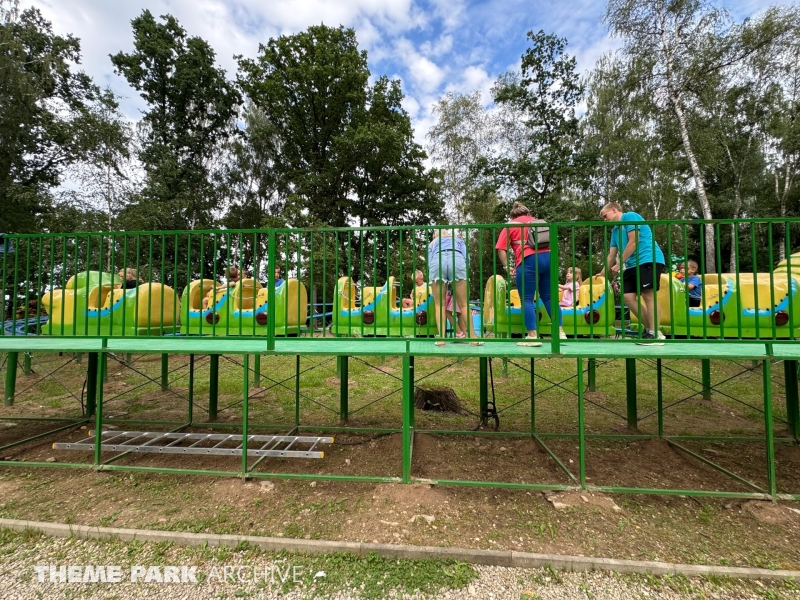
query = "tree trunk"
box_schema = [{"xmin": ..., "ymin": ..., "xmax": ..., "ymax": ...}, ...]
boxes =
[{"xmin": 671, "ymin": 97, "xmax": 715, "ymax": 272}]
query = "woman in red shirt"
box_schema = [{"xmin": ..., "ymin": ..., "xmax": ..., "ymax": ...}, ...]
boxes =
[{"xmin": 495, "ymin": 202, "xmax": 565, "ymax": 347}]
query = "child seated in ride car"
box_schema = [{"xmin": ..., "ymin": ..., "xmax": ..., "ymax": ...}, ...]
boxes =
[
  {"xmin": 686, "ymin": 260, "xmax": 702, "ymax": 307},
  {"xmin": 118, "ymin": 268, "xmax": 140, "ymax": 290},
  {"xmin": 559, "ymin": 267, "xmax": 582, "ymax": 308}
]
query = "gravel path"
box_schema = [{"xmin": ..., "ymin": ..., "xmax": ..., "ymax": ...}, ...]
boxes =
[{"xmin": 0, "ymin": 534, "xmax": 794, "ymax": 600}]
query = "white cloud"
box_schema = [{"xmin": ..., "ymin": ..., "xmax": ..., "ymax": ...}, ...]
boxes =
[{"xmin": 393, "ymin": 37, "xmax": 446, "ymax": 93}]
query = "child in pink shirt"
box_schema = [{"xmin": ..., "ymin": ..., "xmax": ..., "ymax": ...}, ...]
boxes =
[{"xmin": 559, "ymin": 267, "xmax": 582, "ymax": 308}]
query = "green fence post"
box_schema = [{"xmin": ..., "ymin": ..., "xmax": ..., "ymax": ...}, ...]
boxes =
[
  {"xmin": 161, "ymin": 354, "xmax": 169, "ymax": 390},
  {"xmin": 102, "ymin": 354, "xmax": 108, "ymax": 383},
  {"xmin": 22, "ymin": 352, "xmax": 31, "ymax": 375},
  {"xmin": 626, "ymin": 358, "xmax": 637, "ymax": 429},
  {"xmin": 588, "ymin": 358, "xmax": 596, "ymax": 392},
  {"xmin": 85, "ymin": 353, "xmax": 98, "ymax": 417},
  {"xmin": 188, "ymin": 354, "xmax": 194, "ymax": 424},
  {"xmin": 577, "ymin": 357, "xmax": 586, "ymax": 488},
  {"xmin": 763, "ymin": 359, "xmax": 776, "ymax": 497},
  {"xmin": 209, "ymin": 354, "xmax": 219, "ymax": 421},
  {"xmin": 402, "ymin": 354, "xmax": 413, "ymax": 484},
  {"xmin": 701, "ymin": 359, "xmax": 711, "ymax": 400},
  {"xmin": 254, "ymin": 354, "xmax": 261, "ymax": 388},
  {"xmin": 784, "ymin": 360, "xmax": 799, "ymax": 442},
  {"xmin": 338, "ymin": 355, "xmax": 348, "ymax": 424},
  {"xmin": 4, "ymin": 352, "xmax": 18, "ymax": 406},
  {"xmin": 479, "ymin": 358, "xmax": 488, "ymax": 423}
]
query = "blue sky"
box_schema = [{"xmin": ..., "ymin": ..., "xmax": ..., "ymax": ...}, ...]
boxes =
[{"xmin": 31, "ymin": 0, "xmax": 776, "ymax": 143}]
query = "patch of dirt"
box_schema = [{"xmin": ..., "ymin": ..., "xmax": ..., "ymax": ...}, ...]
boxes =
[
  {"xmin": 741, "ymin": 500, "xmax": 800, "ymax": 525},
  {"xmin": 413, "ymin": 433, "xmax": 439, "ymax": 455},
  {"xmin": 543, "ymin": 490, "xmax": 621, "ymax": 512}
]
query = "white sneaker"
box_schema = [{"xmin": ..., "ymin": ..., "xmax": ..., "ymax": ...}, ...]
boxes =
[
  {"xmin": 657, "ymin": 331, "xmax": 666, "ymax": 340},
  {"xmin": 559, "ymin": 331, "xmax": 568, "ymax": 340},
  {"xmin": 517, "ymin": 336, "xmax": 542, "ymax": 347}
]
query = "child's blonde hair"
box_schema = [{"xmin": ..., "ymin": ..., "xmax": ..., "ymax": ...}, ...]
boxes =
[
  {"xmin": 570, "ymin": 267, "xmax": 582, "ymax": 285},
  {"xmin": 118, "ymin": 268, "xmax": 139, "ymax": 282}
]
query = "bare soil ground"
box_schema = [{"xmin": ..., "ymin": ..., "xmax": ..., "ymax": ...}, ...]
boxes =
[{"xmin": 0, "ymin": 351, "xmax": 799, "ymax": 570}]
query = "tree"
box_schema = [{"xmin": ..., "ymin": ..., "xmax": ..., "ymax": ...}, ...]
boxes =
[
  {"xmin": 426, "ymin": 91, "xmax": 492, "ymax": 221},
  {"xmin": 0, "ymin": 1, "xmax": 125, "ymax": 233},
  {"xmin": 111, "ymin": 10, "xmax": 241, "ymax": 231},
  {"xmin": 604, "ymin": 0, "xmax": 794, "ymax": 271},
  {"xmin": 237, "ymin": 24, "xmax": 442, "ymax": 237},
  {"xmin": 484, "ymin": 31, "xmax": 585, "ymax": 219}
]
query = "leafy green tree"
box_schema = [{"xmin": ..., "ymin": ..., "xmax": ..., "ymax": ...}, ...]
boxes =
[
  {"xmin": 0, "ymin": 1, "xmax": 125, "ymax": 233},
  {"xmin": 484, "ymin": 31, "xmax": 585, "ymax": 219},
  {"xmin": 237, "ymin": 24, "xmax": 442, "ymax": 238},
  {"xmin": 111, "ymin": 10, "xmax": 241, "ymax": 231}
]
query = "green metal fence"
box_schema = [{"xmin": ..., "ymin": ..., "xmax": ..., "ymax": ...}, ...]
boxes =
[{"xmin": 3, "ymin": 218, "xmax": 799, "ymax": 345}]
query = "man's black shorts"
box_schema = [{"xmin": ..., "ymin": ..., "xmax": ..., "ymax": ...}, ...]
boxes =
[{"xmin": 622, "ymin": 263, "xmax": 664, "ymax": 294}]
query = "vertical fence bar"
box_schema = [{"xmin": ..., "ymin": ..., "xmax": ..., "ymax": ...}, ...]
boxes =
[
  {"xmin": 550, "ymin": 223, "xmax": 560, "ymax": 352},
  {"xmin": 267, "ymin": 231, "xmax": 276, "ymax": 351},
  {"xmin": 85, "ymin": 352, "xmax": 98, "ymax": 416},
  {"xmin": 588, "ymin": 358, "xmax": 596, "ymax": 392}
]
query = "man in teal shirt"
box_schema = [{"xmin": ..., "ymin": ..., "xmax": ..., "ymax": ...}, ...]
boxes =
[{"xmin": 598, "ymin": 203, "xmax": 666, "ymax": 344}]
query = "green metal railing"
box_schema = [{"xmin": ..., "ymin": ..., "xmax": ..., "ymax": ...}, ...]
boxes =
[{"xmin": 2, "ymin": 218, "xmax": 798, "ymax": 346}]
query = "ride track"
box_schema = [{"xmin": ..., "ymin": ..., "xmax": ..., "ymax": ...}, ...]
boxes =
[{"xmin": 1, "ymin": 218, "xmax": 800, "ymax": 499}]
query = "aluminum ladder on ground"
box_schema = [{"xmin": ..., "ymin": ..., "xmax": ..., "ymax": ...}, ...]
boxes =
[{"xmin": 54, "ymin": 431, "xmax": 333, "ymax": 459}]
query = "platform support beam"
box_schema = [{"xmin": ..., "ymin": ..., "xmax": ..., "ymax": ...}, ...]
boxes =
[
  {"xmin": 4, "ymin": 352, "xmax": 18, "ymax": 406},
  {"xmin": 295, "ymin": 355, "xmax": 301, "ymax": 427},
  {"xmin": 161, "ymin": 354, "xmax": 169, "ymax": 390},
  {"xmin": 479, "ymin": 358, "xmax": 488, "ymax": 422},
  {"xmin": 530, "ymin": 358, "xmax": 536, "ymax": 435},
  {"xmin": 338, "ymin": 356, "xmax": 348, "ymax": 424},
  {"xmin": 702, "ymin": 359, "xmax": 712, "ymax": 400},
  {"xmin": 402, "ymin": 354, "xmax": 413, "ymax": 484},
  {"xmin": 188, "ymin": 354, "xmax": 195, "ymax": 423},
  {"xmin": 242, "ymin": 354, "xmax": 249, "ymax": 477},
  {"xmin": 783, "ymin": 360, "xmax": 799, "ymax": 442},
  {"xmin": 254, "ymin": 354, "xmax": 261, "ymax": 388},
  {"xmin": 577, "ymin": 358, "xmax": 586, "ymax": 489},
  {"xmin": 588, "ymin": 358, "xmax": 596, "ymax": 392},
  {"xmin": 22, "ymin": 352, "xmax": 31, "ymax": 375},
  {"xmin": 85, "ymin": 352, "xmax": 98, "ymax": 417},
  {"xmin": 626, "ymin": 358, "xmax": 637, "ymax": 429},
  {"xmin": 93, "ymin": 353, "xmax": 104, "ymax": 466},
  {"xmin": 763, "ymin": 359, "xmax": 776, "ymax": 497},
  {"xmin": 657, "ymin": 359, "xmax": 664, "ymax": 437},
  {"xmin": 209, "ymin": 355, "xmax": 219, "ymax": 421}
]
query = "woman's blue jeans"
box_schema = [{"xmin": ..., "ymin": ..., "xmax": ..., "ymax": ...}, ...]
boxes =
[{"xmin": 516, "ymin": 251, "xmax": 561, "ymax": 331}]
